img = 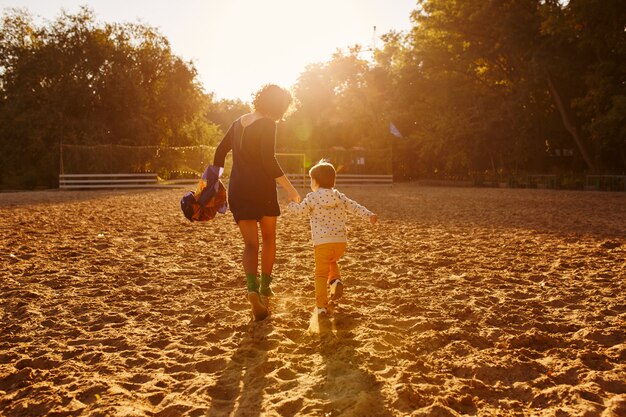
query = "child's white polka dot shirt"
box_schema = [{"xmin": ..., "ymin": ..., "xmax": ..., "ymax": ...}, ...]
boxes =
[{"xmin": 287, "ymin": 188, "xmax": 374, "ymax": 246}]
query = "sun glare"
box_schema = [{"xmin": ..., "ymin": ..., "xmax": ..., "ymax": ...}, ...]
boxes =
[
  {"xmin": 198, "ymin": 0, "xmax": 402, "ymax": 101},
  {"xmin": 2, "ymin": 0, "xmax": 416, "ymax": 100}
]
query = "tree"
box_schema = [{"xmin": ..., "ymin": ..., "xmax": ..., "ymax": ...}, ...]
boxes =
[
  {"xmin": 376, "ymin": 0, "xmax": 625, "ymax": 179},
  {"xmin": 545, "ymin": 0, "xmax": 626, "ymax": 171},
  {"xmin": 204, "ymin": 95, "xmax": 250, "ymax": 138},
  {"xmin": 284, "ymin": 47, "xmax": 392, "ymax": 174},
  {"xmin": 0, "ymin": 7, "xmax": 221, "ymax": 188}
]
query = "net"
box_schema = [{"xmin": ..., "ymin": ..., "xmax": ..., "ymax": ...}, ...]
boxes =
[
  {"xmin": 303, "ymin": 147, "xmax": 392, "ymax": 175},
  {"xmin": 61, "ymin": 144, "xmax": 215, "ymax": 178},
  {"xmin": 60, "ymin": 144, "xmax": 305, "ymax": 180}
]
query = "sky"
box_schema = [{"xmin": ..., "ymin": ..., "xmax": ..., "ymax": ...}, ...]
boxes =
[{"xmin": 0, "ymin": 0, "xmax": 417, "ymax": 102}]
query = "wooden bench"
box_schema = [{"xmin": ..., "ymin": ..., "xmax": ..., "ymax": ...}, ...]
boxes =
[{"xmin": 59, "ymin": 173, "xmax": 159, "ymax": 189}]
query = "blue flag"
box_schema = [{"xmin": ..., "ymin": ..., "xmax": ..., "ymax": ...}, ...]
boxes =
[{"xmin": 389, "ymin": 122, "xmax": 403, "ymax": 138}]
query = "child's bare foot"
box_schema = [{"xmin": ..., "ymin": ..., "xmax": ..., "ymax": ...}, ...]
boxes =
[{"xmin": 247, "ymin": 292, "xmax": 269, "ymax": 321}]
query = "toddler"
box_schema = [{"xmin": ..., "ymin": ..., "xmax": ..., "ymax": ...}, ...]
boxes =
[{"xmin": 287, "ymin": 160, "xmax": 378, "ymax": 314}]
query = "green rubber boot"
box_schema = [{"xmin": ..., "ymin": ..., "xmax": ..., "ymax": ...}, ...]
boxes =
[{"xmin": 259, "ymin": 273, "xmax": 275, "ymax": 297}]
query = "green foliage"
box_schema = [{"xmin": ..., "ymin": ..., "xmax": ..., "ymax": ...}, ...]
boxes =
[
  {"xmin": 0, "ymin": 7, "xmax": 222, "ymax": 188},
  {"xmin": 282, "ymin": 0, "xmax": 625, "ymax": 180},
  {"xmin": 204, "ymin": 95, "xmax": 250, "ymax": 138},
  {"xmin": 2, "ymin": 2, "xmax": 623, "ymax": 187},
  {"xmin": 282, "ymin": 48, "xmax": 392, "ymax": 174}
]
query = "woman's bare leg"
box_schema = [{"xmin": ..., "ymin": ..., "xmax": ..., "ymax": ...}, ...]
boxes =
[
  {"xmin": 237, "ymin": 220, "xmax": 267, "ymax": 320},
  {"xmin": 237, "ymin": 220, "xmax": 259, "ymax": 275},
  {"xmin": 258, "ymin": 216, "xmax": 277, "ymax": 296},
  {"xmin": 259, "ymin": 216, "xmax": 277, "ymax": 275}
]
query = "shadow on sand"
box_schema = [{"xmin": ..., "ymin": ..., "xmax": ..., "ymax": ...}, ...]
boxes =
[
  {"xmin": 309, "ymin": 309, "xmax": 393, "ymax": 416},
  {"xmin": 206, "ymin": 320, "xmax": 275, "ymax": 417}
]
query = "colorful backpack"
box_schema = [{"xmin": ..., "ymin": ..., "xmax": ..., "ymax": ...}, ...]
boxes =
[{"xmin": 181, "ymin": 165, "xmax": 228, "ymax": 222}]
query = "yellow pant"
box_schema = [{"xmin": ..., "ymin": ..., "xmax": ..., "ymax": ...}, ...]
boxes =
[{"xmin": 314, "ymin": 242, "xmax": 347, "ymax": 308}]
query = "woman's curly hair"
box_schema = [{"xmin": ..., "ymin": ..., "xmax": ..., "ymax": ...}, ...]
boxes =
[{"xmin": 252, "ymin": 84, "xmax": 292, "ymax": 121}]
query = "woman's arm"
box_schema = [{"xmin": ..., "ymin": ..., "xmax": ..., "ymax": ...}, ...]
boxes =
[
  {"xmin": 258, "ymin": 120, "xmax": 300, "ymax": 202},
  {"xmin": 276, "ymin": 175, "xmax": 301, "ymax": 203},
  {"xmin": 213, "ymin": 124, "xmax": 233, "ymax": 168}
]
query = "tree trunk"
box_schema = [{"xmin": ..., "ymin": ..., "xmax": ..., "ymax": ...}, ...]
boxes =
[{"xmin": 545, "ymin": 69, "xmax": 595, "ymax": 171}]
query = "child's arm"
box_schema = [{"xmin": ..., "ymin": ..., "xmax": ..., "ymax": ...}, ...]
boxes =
[
  {"xmin": 338, "ymin": 192, "xmax": 376, "ymax": 223},
  {"xmin": 286, "ymin": 195, "xmax": 312, "ymax": 216}
]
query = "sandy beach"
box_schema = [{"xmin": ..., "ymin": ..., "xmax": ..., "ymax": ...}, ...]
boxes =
[{"xmin": 1, "ymin": 183, "xmax": 625, "ymax": 417}]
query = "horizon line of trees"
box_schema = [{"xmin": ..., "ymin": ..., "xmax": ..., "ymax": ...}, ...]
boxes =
[{"xmin": 1, "ymin": 1, "xmax": 624, "ymax": 189}]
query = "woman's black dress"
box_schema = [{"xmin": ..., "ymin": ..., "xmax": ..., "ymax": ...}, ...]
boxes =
[{"xmin": 213, "ymin": 117, "xmax": 284, "ymax": 222}]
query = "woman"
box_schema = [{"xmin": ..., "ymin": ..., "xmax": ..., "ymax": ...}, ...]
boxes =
[{"xmin": 213, "ymin": 84, "xmax": 301, "ymax": 321}]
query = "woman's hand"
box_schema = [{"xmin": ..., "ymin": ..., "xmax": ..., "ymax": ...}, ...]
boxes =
[
  {"xmin": 288, "ymin": 189, "xmax": 301, "ymax": 203},
  {"xmin": 276, "ymin": 175, "xmax": 301, "ymax": 203}
]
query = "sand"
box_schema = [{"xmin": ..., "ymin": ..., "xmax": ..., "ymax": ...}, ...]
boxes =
[{"xmin": 1, "ymin": 183, "xmax": 625, "ymax": 417}]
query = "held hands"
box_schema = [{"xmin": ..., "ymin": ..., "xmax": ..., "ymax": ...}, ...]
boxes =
[
  {"xmin": 288, "ymin": 189, "xmax": 301, "ymax": 203},
  {"xmin": 370, "ymin": 214, "xmax": 378, "ymax": 225},
  {"xmin": 276, "ymin": 175, "xmax": 301, "ymax": 204}
]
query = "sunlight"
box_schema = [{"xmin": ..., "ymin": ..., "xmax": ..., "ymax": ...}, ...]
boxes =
[
  {"xmin": 2, "ymin": 0, "xmax": 416, "ymax": 100},
  {"xmin": 204, "ymin": 1, "xmax": 349, "ymax": 99},
  {"xmin": 198, "ymin": 0, "xmax": 409, "ymax": 100},
  {"xmin": 307, "ymin": 309, "xmax": 336, "ymax": 337}
]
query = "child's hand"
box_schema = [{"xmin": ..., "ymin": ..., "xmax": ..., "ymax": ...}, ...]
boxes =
[{"xmin": 370, "ymin": 214, "xmax": 378, "ymax": 225}]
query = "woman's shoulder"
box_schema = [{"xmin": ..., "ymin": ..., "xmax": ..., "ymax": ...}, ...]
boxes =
[{"xmin": 240, "ymin": 113, "xmax": 274, "ymax": 129}]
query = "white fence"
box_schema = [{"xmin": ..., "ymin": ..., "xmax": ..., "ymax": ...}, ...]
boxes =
[
  {"xmin": 286, "ymin": 174, "xmax": 393, "ymax": 188},
  {"xmin": 59, "ymin": 173, "xmax": 393, "ymax": 190},
  {"xmin": 59, "ymin": 173, "xmax": 161, "ymax": 189},
  {"xmin": 59, "ymin": 173, "xmax": 194, "ymax": 189}
]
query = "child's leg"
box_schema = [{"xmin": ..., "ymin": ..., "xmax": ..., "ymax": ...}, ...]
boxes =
[
  {"xmin": 327, "ymin": 243, "xmax": 346, "ymax": 301},
  {"xmin": 314, "ymin": 244, "xmax": 333, "ymax": 308},
  {"xmin": 314, "ymin": 243, "xmax": 347, "ymax": 308},
  {"xmin": 327, "ymin": 243, "xmax": 346, "ymax": 281}
]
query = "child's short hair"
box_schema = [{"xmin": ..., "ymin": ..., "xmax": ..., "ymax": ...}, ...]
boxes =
[{"xmin": 309, "ymin": 160, "xmax": 336, "ymax": 189}]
